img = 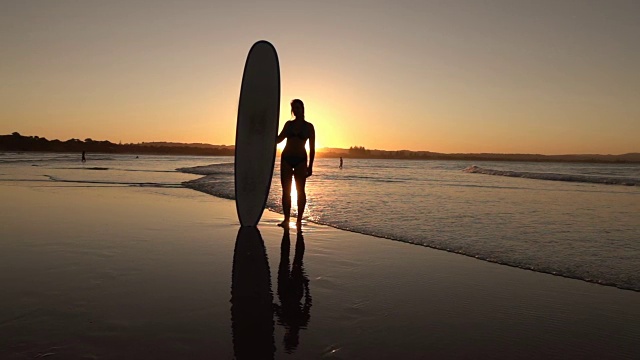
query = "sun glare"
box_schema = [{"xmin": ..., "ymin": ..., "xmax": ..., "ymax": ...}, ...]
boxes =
[
  {"xmin": 276, "ymin": 140, "xmax": 320, "ymax": 152},
  {"xmin": 290, "ymin": 178, "xmax": 298, "ymax": 210}
]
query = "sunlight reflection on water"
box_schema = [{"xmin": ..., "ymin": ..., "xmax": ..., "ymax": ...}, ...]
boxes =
[{"xmin": 4, "ymin": 153, "xmax": 639, "ymax": 290}]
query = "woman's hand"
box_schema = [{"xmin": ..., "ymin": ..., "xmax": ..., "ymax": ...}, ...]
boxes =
[{"xmin": 306, "ymin": 167, "xmax": 313, "ymax": 177}]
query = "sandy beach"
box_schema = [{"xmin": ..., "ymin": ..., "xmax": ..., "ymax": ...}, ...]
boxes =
[
  {"xmin": 1, "ymin": 182, "xmax": 638, "ymax": 359},
  {"xmin": 3, "ymin": 1, "xmax": 640, "ymax": 357}
]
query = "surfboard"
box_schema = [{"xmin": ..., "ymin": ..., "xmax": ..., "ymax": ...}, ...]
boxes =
[
  {"xmin": 234, "ymin": 40, "xmax": 280, "ymax": 227},
  {"xmin": 231, "ymin": 227, "xmax": 274, "ymax": 355}
]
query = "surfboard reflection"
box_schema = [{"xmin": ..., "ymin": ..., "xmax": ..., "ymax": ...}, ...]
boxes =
[
  {"xmin": 274, "ymin": 229, "xmax": 312, "ymax": 353},
  {"xmin": 230, "ymin": 227, "xmax": 275, "ymax": 359}
]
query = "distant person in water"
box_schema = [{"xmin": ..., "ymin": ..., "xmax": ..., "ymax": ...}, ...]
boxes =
[
  {"xmin": 276, "ymin": 99, "xmax": 316, "ymax": 229},
  {"xmin": 81, "ymin": 151, "xmax": 86, "ymax": 163},
  {"xmin": 339, "ymin": 157, "xmax": 343, "ymax": 169}
]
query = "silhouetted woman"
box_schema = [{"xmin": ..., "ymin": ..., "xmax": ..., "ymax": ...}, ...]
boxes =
[{"xmin": 276, "ymin": 99, "xmax": 315, "ymax": 229}]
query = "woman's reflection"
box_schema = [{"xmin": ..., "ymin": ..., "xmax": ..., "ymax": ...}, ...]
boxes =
[
  {"xmin": 230, "ymin": 227, "xmax": 275, "ymax": 359},
  {"xmin": 274, "ymin": 229, "xmax": 312, "ymax": 353}
]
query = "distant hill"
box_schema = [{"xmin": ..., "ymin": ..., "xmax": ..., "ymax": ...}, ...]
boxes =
[
  {"xmin": 319, "ymin": 147, "xmax": 349, "ymax": 154},
  {"xmin": 0, "ymin": 133, "xmax": 233, "ymax": 156},
  {"xmin": 140, "ymin": 141, "xmax": 233, "ymax": 150},
  {"xmin": 1, "ymin": 132, "xmax": 638, "ymax": 163},
  {"xmin": 320, "ymin": 146, "xmax": 640, "ymax": 163}
]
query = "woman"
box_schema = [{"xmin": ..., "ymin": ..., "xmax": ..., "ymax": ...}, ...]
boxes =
[{"xmin": 276, "ymin": 99, "xmax": 315, "ymax": 229}]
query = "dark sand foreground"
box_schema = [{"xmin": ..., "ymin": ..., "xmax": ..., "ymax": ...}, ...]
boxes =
[{"xmin": 1, "ymin": 184, "xmax": 639, "ymax": 359}]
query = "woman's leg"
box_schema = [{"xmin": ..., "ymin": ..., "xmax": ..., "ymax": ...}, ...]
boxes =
[
  {"xmin": 280, "ymin": 160, "xmax": 294, "ymax": 226},
  {"xmin": 293, "ymin": 164, "xmax": 307, "ymax": 228}
]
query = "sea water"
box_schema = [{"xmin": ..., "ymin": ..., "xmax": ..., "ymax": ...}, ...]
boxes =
[{"xmin": 2, "ymin": 152, "xmax": 639, "ymax": 291}]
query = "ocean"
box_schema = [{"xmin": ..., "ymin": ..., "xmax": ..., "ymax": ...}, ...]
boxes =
[{"xmin": 2, "ymin": 152, "xmax": 638, "ymax": 291}]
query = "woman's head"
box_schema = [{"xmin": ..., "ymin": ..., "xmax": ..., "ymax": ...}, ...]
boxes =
[{"xmin": 291, "ymin": 99, "xmax": 304, "ymax": 119}]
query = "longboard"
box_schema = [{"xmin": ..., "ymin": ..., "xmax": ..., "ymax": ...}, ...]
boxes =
[
  {"xmin": 231, "ymin": 227, "xmax": 273, "ymax": 355},
  {"xmin": 234, "ymin": 40, "xmax": 280, "ymax": 227}
]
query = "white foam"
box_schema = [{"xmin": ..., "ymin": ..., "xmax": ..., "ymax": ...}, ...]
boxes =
[{"xmin": 464, "ymin": 165, "xmax": 639, "ymax": 186}]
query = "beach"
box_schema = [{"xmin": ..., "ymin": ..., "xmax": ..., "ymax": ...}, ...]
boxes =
[
  {"xmin": 2, "ymin": 178, "xmax": 639, "ymax": 359},
  {"xmin": 4, "ymin": 1, "xmax": 640, "ymax": 358}
]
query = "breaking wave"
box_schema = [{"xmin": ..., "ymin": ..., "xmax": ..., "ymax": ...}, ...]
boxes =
[{"xmin": 464, "ymin": 165, "xmax": 639, "ymax": 186}]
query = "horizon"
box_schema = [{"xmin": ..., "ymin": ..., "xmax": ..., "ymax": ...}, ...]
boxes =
[
  {"xmin": 1, "ymin": 1, "xmax": 639, "ymax": 155},
  {"xmin": 3, "ymin": 131, "xmax": 638, "ymax": 157}
]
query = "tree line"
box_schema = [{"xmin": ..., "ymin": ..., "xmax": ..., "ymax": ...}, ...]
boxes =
[
  {"xmin": 0, "ymin": 133, "xmax": 234, "ymax": 156},
  {"xmin": 2, "ymin": 133, "xmax": 637, "ymax": 163}
]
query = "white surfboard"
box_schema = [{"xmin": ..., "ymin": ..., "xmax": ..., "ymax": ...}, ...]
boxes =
[{"xmin": 234, "ymin": 40, "xmax": 280, "ymax": 227}]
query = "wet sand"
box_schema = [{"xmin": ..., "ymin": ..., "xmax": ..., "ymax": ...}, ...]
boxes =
[{"xmin": 1, "ymin": 184, "xmax": 639, "ymax": 359}]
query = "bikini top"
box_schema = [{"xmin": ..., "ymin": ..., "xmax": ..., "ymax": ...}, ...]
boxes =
[{"xmin": 286, "ymin": 121, "xmax": 310, "ymax": 141}]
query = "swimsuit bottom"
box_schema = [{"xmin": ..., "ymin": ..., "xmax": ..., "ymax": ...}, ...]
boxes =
[{"xmin": 282, "ymin": 154, "xmax": 307, "ymax": 168}]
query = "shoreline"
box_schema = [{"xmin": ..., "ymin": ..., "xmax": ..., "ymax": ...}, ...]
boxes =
[
  {"xmin": 2, "ymin": 182, "xmax": 639, "ymax": 359},
  {"xmin": 181, "ymin": 173, "xmax": 639, "ymax": 293}
]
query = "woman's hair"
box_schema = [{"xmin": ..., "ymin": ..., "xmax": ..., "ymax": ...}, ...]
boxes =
[{"xmin": 291, "ymin": 99, "xmax": 304, "ymax": 118}]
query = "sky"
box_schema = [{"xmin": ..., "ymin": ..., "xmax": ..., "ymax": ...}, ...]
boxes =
[{"xmin": 1, "ymin": 0, "xmax": 639, "ymax": 154}]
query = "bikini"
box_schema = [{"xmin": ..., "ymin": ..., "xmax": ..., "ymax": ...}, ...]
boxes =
[{"xmin": 282, "ymin": 121, "xmax": 309, "ymax": 168}]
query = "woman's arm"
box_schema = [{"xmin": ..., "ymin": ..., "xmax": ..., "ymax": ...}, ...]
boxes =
[
  {"xmin": 307, "ymin": 123, "xmax": 315, "ymax": 177},
  {"xmin": 276, "ymin": 121, "xmax": 289, "ymax": 144}
]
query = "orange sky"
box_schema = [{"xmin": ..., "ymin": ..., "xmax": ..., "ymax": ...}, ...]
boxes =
[{"xmin": 1, "ymin": 1, "xmax": 639, "ymax": 154}]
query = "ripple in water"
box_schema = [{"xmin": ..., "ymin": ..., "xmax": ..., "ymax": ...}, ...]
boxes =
[{"xmin": 183, "ymin": 159, "xmax": 640, "ymax": 291}]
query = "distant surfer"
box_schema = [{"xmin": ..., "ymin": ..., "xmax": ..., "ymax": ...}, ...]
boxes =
[
  {"xmin": 339, "ymin": 157, "xmax": 343, "ymax": 169},
  {"xmin": 276, "ymin": 99, "xmax": 316, "ymax": 229},
  {"xmin": 81, "ymin": 151, "xmax": 86, "ymax": 163}
]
